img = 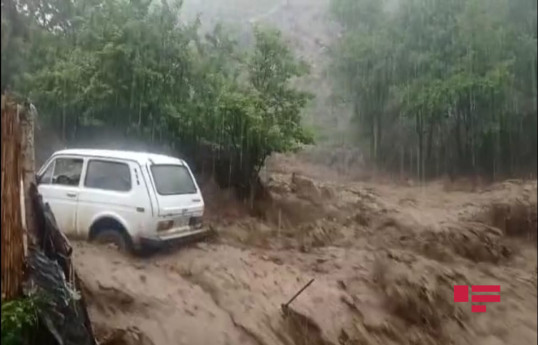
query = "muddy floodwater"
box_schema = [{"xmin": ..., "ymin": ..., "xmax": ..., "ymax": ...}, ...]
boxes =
[{"xmin": 75, "ymin": 155, "xmax": 537, "ymax": 345}]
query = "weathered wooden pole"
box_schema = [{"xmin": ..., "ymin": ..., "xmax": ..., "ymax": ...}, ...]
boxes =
[{"xmin": 20, "ymin": 101, "xmax": 38, "ymax": 246}]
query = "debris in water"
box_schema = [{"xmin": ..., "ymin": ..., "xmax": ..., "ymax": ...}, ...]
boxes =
[{"xmin": 281, "ymin": 278, "xmax": 315, "ymax": 315}]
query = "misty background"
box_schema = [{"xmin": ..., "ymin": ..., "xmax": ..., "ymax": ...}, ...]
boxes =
[{"xmin": 2, "ymin": 0, "xmax": 536, "ymax": 191}]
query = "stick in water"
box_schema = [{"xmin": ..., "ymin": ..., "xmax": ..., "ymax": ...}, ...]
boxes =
[{"xmin": 281, "ymin": 278, "xmax": 315, "ymax": 313}]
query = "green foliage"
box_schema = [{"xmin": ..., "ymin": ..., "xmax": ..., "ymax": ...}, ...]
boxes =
[
  {"xmin": 249, "ymin": 27, "xmax": 314, "ymax": 152},
  {"xmin": 2, "ymin": 0, "xmax": 312, "ymax": 193},
  {"xmin": 1, "ymin": 295, "xmax": 42, "ymax": 345},
  {"xmin": 331, "ymin": 0, "xmax": 537, "ymax": 179}
]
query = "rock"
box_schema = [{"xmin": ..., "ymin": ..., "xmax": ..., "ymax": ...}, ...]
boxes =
[{"xmin": 291, "ymin": 173, "xmax": 321, "ymax": 202}]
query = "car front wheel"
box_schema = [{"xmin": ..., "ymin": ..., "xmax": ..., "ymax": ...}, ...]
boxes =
[{"xmin": 93, "ymin": 229, "xmax": 131, "ymax": 253}]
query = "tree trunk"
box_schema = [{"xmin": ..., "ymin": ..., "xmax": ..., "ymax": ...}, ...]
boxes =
[
  {"xmin": 373, "ymin": 116, "xmax": 379, "ymax": 177},
  {"xmin": 150, "ymin": 113, "xmax": 155, "ymax": 143},
  {"xmin": 416, "ymin": 112, "xmax": 424, "ymax": 181},
  {"xmin": 508, "ymin": 123, "xmax": 514, "ymax": 176},
  {"xmin": 62, "ymin": 107, "xmax": 66, "ymax": 142},
  {"xmin": 62, "ymin": 79, "xmax": 67, "ymax": 142},
  {"xmin": 456, "ymin": 111, "xmax": 463, "ymax": 174},
  {"xmin": 20, "ymin": 103, "xmax": 38, "ymax": 245},
  {"xmin": 425, "ymin": 119, "xmax": 434, "ymax": 178},
  {"xmin": 400, "ymin": 145, "xmax": 404, "ymax": 181},
  {"xmin": 1, "ymin": 95, "xmax": 26, "ymax": 301},
  {"xmin": 416, "ymin": 146, "xmax": 420, "ymax": 180},
  {"xmin": 73, "ymin": 112, "xmax": 78, "ymax": 142},
  {"xmin": 370, "ymin": 118, "xmax": 376, "ymax": 162}
]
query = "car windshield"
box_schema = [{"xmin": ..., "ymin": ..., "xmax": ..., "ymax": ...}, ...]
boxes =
[{"xmin": 150, "ymin": 164, "xmax": 197, "ymax": 195}]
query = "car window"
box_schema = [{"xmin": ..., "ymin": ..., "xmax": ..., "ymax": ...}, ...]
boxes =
[
  {"xmin": 150, "ymin": 165, "xmax": 197, "ymax": 195},
  {"xmin": 84, "ymin": 160, "xmax": 131, "ymax": 192},
  {"xmin": 39, "ymin": 161, "xmax": 55, "ymax": 184},
  {"xmin": 52, "ymin": 158, "xmax": 84, "ymax": 186}
]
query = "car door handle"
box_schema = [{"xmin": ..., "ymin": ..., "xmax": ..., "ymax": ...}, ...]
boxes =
[{"xmin": 66, "ymin": 192, "xmax": 77, "ymax": 198}]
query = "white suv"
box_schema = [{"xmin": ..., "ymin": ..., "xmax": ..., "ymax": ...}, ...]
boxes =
[{"xmin": 36, "ymin": 149, "xmax": 206, "ymax": 251}]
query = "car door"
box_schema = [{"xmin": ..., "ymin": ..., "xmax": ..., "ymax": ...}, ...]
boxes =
[
  {"xmin": 37, "ymin": 156, "xmax": 85, "ymax": 236},
  {"xmin": 76, "ymin": 159, "xmax": 149, "ymax": 239}
]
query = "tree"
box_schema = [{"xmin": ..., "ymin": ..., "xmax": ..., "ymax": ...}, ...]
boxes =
[
  {"xmin": 3, "ymin": 0, "xmax": 313, "ymax": 196},
  {"xmin": 331, "ymin": 0, "xmax": 537, "ymax": 180}
]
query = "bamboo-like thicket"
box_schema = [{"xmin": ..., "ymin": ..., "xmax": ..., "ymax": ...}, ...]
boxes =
[
  {"xmin": 1, "ymin": 95, "xmax": 25, "ymax": 301},
  {"xmin": 331, "ymin": 0, "xmax": 537, "ymax": 180}
]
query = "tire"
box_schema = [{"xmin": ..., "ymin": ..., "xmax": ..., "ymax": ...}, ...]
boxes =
[{"xmin": 93, "ymin": 229, "xmax": 132, "ymax": 253}]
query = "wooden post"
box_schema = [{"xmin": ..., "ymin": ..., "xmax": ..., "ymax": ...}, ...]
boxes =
[
  {"xmin": 1, "ymin": 95, "xmax": 26, "ymax": 301},
  {"xmin": 20, "ymin": 102, "xmax": 38, "ymax": 245}
]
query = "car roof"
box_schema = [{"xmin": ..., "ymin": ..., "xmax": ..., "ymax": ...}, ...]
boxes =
[{"xmin": 53, "ymin": 149, "xmax": 185, "ymax": 166}]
